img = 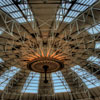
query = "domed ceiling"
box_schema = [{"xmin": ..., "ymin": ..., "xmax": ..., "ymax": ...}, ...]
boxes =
[{"xmin": 0, "ymin": 0, "xmax": 100, "ymax": 100}]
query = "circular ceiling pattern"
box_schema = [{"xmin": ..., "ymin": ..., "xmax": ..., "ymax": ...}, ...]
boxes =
[
  {"xmin": 27, "ymin": 57, "xmax": 64, "ymax": 73},
  {"xmin": 0, "ymin": 0, "xmax": 100, "ymax": 100}
]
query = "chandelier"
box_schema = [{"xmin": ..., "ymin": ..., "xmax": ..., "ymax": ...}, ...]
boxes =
[{"xmin": 25, "ymin": 48, "xmax": 65, "ymax": 83}]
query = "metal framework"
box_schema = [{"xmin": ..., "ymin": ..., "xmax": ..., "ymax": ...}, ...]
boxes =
[{"xmin": 0, "ymin": 0, "xmax": 100, "ymax": 100}]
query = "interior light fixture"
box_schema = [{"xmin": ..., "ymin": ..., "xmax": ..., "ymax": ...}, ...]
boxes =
[{"xmin": 26, "ymin": 49, "xmax": 65, "ymax": 83}]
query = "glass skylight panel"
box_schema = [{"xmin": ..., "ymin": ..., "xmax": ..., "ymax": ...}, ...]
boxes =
[
  {"xmin": 57, "ymin": 9, "xmax": 66, "ymax": 16},
  {"xmin": 0, "ymin": 1, "xmax": 26, "ymax": 23},
  {"xmin": 19, "ymin": 3, "xmax": 34, "ymax": 22},
  {"xmin": 19, "ymin": 4, "xmax": 28, "ymax": 10},
  {"xmin": 56, "ymin": 15, "xmax": 63, "ymax": 21},
  {"xmin": 0, "ymin": 0, "xmax": 12, "ymax": 6},
  {"xmin": 1, "ymin": 5, "xmax": 17, "ymax": 13},
  {"xmin": 52, "ymin": 71, "xmax": 70, "ymax": 93},
  {"xmin": 87, "ymin": 24, "xmax": 100, "ymax": 34},
  {"xmin": 68, "ymin": 0, "xmax": 97, "ymax": 22},
  {"xmin": 67, "ymin": 11, "xmax": 79, "ymax": 17},
  {"xmin": 71, "ymin": 65, "xmax": 100, "ymax": 88},
  {"xmin": 0, "ymin": 58, "xmax": 4, "ymax": 63},
  {"xmin": 0, "ymin": 27, "xmax": 5, "ymax": 35},
  {"xmin": 0, "ymin": 66, "xmax": 20, "ymax": 90},
  {"xmin": 16, "ymin": 18, "xmax": 26, "ymax": 23},
  {"xmin": 22, "ymin": 72, "xmax": 40, "ymax": 93},
  {"xmin": 10, "ymin": 12, "xmax": 23, "ymax": 18},
  {"xmin": 77, "ymin": 0, "xmax": 97, "ymax": 6},
  {"xmin": 58, "ymin": 0, "xmax": 97, "ymax": 23},
  {"xmin": 56, "ymin": 3, "xmax": 71, "ymax": 22},
  {"xmin": 0, "ymin": 0, "xmax": 34, "ymax": 23},
  {"xmin": 72, "ymin": 4, "xmax": 88, "ymax": 12},
  {"xmin": 58, "ymin": 9, "xmax": 67, "ymax": 16},
  {"xmin": 0, "ymin": 30, "xmax": 3, "ymax": 35},
  {"xmin": 19, "ymin": 4, "xmax": 32, "ymax": 16},
  {"xmin": 95, "ymin": 42, "xmax": 100, "ymax": 49},
  {"xmin": 62, "ymin": 3, "xmax": 71, "ymax": 9},
  {"xmin": 27, "ymin": 16, "xmax": 34, "ymax": 22},
  {"xmin": 87, "ymin": 56, "xmax": 100, "ymax": 66},
  {"xmin": 64, "ymin": 17, "xmax": 74, "ymax": 23},
  {"xmin": 57, "ymin": 9, "xmax": 61, "ymax": 15},
  {"xmin": 23, "ymin": 9, "xmax": 32, "ymax": 16}
]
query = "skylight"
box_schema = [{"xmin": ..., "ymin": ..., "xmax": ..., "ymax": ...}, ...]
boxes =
[
  {"xmin": 77, "ymin": 0, "xmax": 97, "ymax": 6},
  {"xmin": 62, "ymin": 3, "xmax": 71, "ymax": 9},
  {"xmin": 52, "ymin": 71, "xmax": 70, "ymax": 93},
  {"xmin": 0, "ymin": 27, "xmax": 5, "ymax": 35},
  {"xmin": 64, "ymin": 17, "xmax": 74, "ymax": 23},
  {"xmin": 67, "ymin": 11, "xmax": 80, "ymax": 17},
  {"xmin": 56, "ymin": 0, "xmax": 97, "ymax": 23},
  {"xmin": 95, "ymin": 41, "xmax": 100, "ymax": 49},
  {"xmin": 0, "ymin": 58, "xmax": 4, "ymax": 63},
  {"xmin": 72, "ymin": 4, "xmax": 88, "ymax": 12},
  {"xmin": 71, "ymin": 65, "xmax": 100, "ymax": 88},
  {"xmin": 0, "ymin": 0, "xmax": 34, "ymax": 23},
  {"xmin": 0, "ymin": 66, "xmax": 20, "ymax": 90},
  {"xmin": 87, "ymin": 56, "xmax": 100, "ymax": 66},
  {"xmin": 87, "ymin": 24, "xmax": 100, "ymax": 34},
  {"xmin": 22, "ymin": 72, "xmax": 40, "ymax": 93}
]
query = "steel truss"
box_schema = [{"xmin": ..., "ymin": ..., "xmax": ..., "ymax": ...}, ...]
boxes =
[{"xmin": 0, "ymin": 0, "xmax": 100, "ymax": 100}]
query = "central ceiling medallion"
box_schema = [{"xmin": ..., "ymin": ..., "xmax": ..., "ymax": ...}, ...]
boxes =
[
  {"xmin": 26, "ymin": 48, "xmax": 65, "ymax": 83},
  {"xmin": 27, "ymin": 57, "xmax": 64, "ymax": 73}
]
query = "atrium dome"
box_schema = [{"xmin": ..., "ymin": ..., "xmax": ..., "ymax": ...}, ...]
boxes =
[{"xmin": 0, "ymin": 0, "xmax": 100, "ymax": 100}]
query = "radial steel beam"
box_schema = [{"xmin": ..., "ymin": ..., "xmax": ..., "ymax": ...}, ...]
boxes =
[{"xmin": 57, "ymin": 0, "xmax": 77, "ymax": 32}]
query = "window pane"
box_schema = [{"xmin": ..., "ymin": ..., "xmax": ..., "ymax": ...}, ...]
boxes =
[
  {"xmin": 56, "ymin": 0, "xmax": 97, "ymax": 23},
  {"xmin": 71, "ymin": 65, "xmax": 100, "ymax": 88},
  {"xmin": 87, "ymin": 56, "xmax": 100, "ymax": 66},
  {"xmin": 0, "ymin": 66, "xmax": 20, "ymax": 90},
  {"xmin": 95, "ymin": 42, "xmax": 100, "ymax": 49},
  {"xmin": 87, "ymin": 24, "xmax": 100, "ymax": 34},
  {"xmin": 0, "ymin": 27, "xmax": 5, "ymax": 35},
  {"xmin": 0, "ymin": 58, "xmax": 4, "ymax": 63},
  {"xmin": 52, "ymin": 71, "xmax": 70, "ymax": 93},
  {"xmin": 21, "ymin": 72, "xmax": 40, "ymax": 93},
  {"xmin": 0, "ymin": 0, "xmax": 34, "ymax": 23}
]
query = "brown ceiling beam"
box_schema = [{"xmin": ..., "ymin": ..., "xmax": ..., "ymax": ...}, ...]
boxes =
[
  {"xmin": 27, "ymin": 1, "xmax": 42, "ymax": 37},
  {"xmin": 48, "ymin": 0, "xmax": 62, "ymax": 37}
]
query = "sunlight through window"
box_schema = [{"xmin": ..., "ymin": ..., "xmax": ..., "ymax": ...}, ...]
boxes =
[
  {"xmin": 0, "ymin": 27, "xmax": 5, "ymax": 35},
  {"xmin": 71, "ymin": 65, "xmax": 100, "ymax": 88},
  {"xmin": 52, "ymin": 71, "xmax": 70, "ymax": 93},
  {"xmin": 0, "ymin": 0, "xmax": 34, "ymax": 23},
  {"xmin": 0, "ymin": 66, "xmax": 20, "ymax": 90},
  {"xmin": 22, "ymin": 72, "xmax": 40, "ymax": 93},
  {"xmin": 87, "ymin": 56, "xmax": 100, "ymax": 66},
  {"xmin": 87, "ymin": 24, "xmax": 100, "ymax": 34},
  {"xmin": 95, "ymin": 42, "xmax": 100, "ymax": 49},
  {"xmin": 0, "ymin": 58, "xmax": 4, "ymax": 63},
  {"xmin": 56, "ymin": 0, "xmax": 97, "ymax": 23}
]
